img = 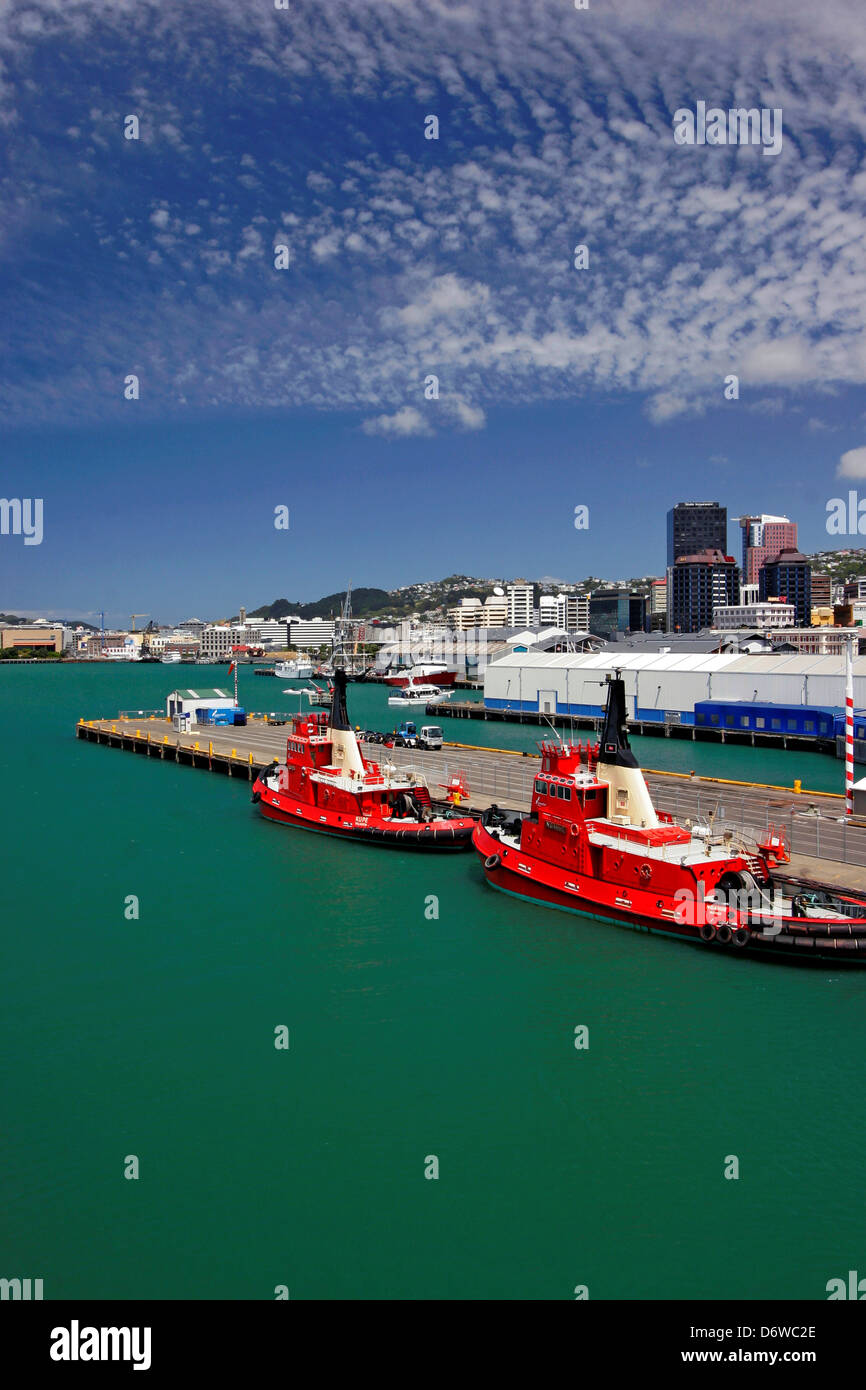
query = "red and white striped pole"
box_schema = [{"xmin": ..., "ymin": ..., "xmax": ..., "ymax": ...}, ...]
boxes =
[{"xmin": 845, "ymin": 634, "xmax": 854, "ymax": 817}]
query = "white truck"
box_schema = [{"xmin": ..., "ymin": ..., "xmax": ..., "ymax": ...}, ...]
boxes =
[
  {"xmin": 394, "ymin": 721, "xmax": 444, "ymax": 750},
  {"xmin": 418, "ymin": 724, "xmax": 444, "ymax": 750}
]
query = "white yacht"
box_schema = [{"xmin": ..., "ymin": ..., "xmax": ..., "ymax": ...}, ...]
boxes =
[
  {"xmin": 275, "ymin": 657, "xmax": 313, "ymax": 679},
  {"xmin": 386, "ymin": 682, "xmax": 453, "ymax": 708}
]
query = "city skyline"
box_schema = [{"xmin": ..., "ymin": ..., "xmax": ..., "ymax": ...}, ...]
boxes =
[{"xmin": 4, "ymin": 482, "xmax": 865, "ymax": 630}]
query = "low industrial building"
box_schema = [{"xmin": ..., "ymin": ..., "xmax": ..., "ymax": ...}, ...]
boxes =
[
  {"xmin": 1, "ymin": 623, "xmax": 65, "ymax": 652},
  {"xmin": 166, "ymin": 688, "xmax": 236, "ymax": 728},
  {"xmin": 483, "ymin": 648, "xmax": 866, "ymax": 723},
  {"xmin": 712, "ymin": 600, "xmax": 794, "ymax": 629}
]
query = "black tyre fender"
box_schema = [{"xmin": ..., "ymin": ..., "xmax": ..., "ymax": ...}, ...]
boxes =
[
  {"xmin": 733, "ymin": 927, "xmax": 751, "ymax": 948},
  {"xmin": 251, "ymin": 789, "xmax": 262, "ymax": 804},
  {"xmin": 484, "ymin": 854, "xmax": 501, "ymax": 871},
  {"xmin": 716, "ymin": 923, "xmax": 733, "ymax": 945},
  {"xmin": 699, "ymin": 922, "xmax": 716, "ymax": 942}
]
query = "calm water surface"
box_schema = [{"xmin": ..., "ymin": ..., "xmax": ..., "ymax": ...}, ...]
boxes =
[{"xmin": 1, "ymin": 664, "xmax": 863, "ymax": 1299}]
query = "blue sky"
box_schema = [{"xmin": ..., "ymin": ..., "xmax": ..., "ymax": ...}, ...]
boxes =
[{"xmin": 2, "ymin": 0, "xmax": 866, "ymax": 623}]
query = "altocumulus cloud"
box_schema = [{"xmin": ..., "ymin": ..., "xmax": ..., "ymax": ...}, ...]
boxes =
[
  {"xmin": 0, "ymin": 0, "xmax": 866, "ymax": 430},
  {"xmin": 361, "ymin": 407, "xmax": 432, "ymax": 438},
  {"xmin": 837, "ymin": 447, "xmax": 866, "ymax": 479}
]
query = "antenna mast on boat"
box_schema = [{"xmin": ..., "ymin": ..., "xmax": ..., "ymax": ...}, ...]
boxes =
[{"xmin": 333, "ymin": 582, "xmax": 353, "ymax": 671}]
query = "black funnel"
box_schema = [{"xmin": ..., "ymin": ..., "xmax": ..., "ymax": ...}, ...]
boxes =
[
  {"xmin": 598, "ymin": 672, "xmax": 639, "ymax": 769},
  {"xmin": 328, "ymin": 666, "xmax": 351, "ymax": 731}
]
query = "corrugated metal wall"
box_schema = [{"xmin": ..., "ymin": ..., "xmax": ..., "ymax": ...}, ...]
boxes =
[{"xmin": 483, "ymin": 650, "xmax": 866, "ymax": 720}]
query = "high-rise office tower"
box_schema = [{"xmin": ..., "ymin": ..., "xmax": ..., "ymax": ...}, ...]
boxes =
[
  {"xmin": 667, "ymin": 502, "xmax": 727, "ymax": 566},
  {"xmin": 737, "ymin": 514, "xmax": 798, "ymax": 586}
]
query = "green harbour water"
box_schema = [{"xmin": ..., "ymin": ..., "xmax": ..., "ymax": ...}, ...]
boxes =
[{"xmin": 2, "ymin": 663, "xmax": 864, "ymax": 1300}]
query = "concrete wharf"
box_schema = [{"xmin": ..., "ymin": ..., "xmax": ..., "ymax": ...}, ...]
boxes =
[{"xmin": 76, "ymin": 713, "xmax": 866, "ymax": 888}]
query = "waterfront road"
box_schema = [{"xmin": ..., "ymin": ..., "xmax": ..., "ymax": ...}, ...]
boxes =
[{"xmin": 81, "ymin": 714, "xmax": 866, "ymax": 879}]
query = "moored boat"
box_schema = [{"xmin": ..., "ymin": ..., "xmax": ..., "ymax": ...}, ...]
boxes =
[
  {"xmin": 384, "ymin": 662, "xmax": 457, "ymax": 688},
  {"xmin": 252, "ymin": 669, "xmax": 475, "ymax": 850},
  {"xmin": 275, "ymin": 657, "xmax": 313, "ymax": 679},
  {"xmin": 386, "ymin": 679, "xmax": 453, "ymax": 707},
  {"xmin": 472, "ymin": 671, "xmax": 866, "ymax": 964}
]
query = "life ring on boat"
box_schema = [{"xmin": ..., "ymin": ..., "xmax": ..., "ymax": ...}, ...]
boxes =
[
  {"xmin": 484, "ymin": 854, "xmax": 501, "ymax": 871},
  {"xmin": 639, "ymin": 863, "xmax": 652, "ymax": 884},
  {"xmin": 732, "ymin": 927, "xmax": 751, "ymax": 948},
  {"xmin": 699, "ymin": 922, "xmax": 716, "ymax": 942},
  {"xmin": 716, "ymin": 923, "xmax": 733, "ymax": 945}
]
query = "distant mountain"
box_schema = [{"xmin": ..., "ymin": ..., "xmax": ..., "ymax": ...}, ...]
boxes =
[
  {"xmin": 249, "ymin": 589, "xmax": 392, "ymax": 621},
  {"xmin": 244, "ymin": 571, "xmax": 665, "ymax": 626},
  {"xmin": 0, "ymin": 614, "xmax": 98, "ymax": 629}
]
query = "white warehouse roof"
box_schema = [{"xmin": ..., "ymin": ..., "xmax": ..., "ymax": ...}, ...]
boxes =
[{"xmin": 484, "ymin": 648, "xmax": 866, "ymax": 721}]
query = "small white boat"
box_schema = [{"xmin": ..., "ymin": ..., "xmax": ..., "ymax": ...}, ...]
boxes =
[
  {"xmin": 275, "ymin": 658, "xmax": 313, "ymax": 679},
  {"xmin": 161, "ymin": 651, "xmax": 182, "ymax": 664},
  {"xmin": 387, "ymin": 682, "xmax": 453, "ymax": 707}
]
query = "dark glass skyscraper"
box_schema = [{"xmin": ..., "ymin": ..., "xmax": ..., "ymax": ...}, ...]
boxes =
[
  {"xmin": 588, "ymin": 590, "xmax": 648, "ymax": 639},
  {"xmin": 667, "ymin": 550, "xmax": 739, "ymax": 633},
  {"xmin": 666, "ymin": 502, "xmax": 727, "ymax": 566},
  {"xmin": 759, "ymin": 549, "xmax": 812, "ymax": 626}
]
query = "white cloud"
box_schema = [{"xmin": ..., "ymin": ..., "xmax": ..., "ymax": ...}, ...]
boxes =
[
  {"xmin": 361, "ymin": 407, "xmax": 432, "ymax": 438},
  {"xmin": 646, "ymin": 392, "xmax": 691, "ymax": 423},
  {"xmin": 838, "ymin": 447, "xmax": 866, "ymax": 478},
  {"xmin": 449, "ymin": 397, "xmax": 486, "ymax": 430},
  {"xmin": 392, "ymin": 273, "xmax": 490, "ymax": 329},
  {"xmin": 3, "ymin": 0, "xmax": 866, "ymax": 426}
]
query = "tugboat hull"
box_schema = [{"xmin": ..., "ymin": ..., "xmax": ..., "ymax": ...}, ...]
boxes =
[
  {"xmin": 255, "ymin": 782, "xmax": 474, "ymax": 849},
  {"xmin": 473, "ymin": 822, "xmax": 866, "ymax": 965}
]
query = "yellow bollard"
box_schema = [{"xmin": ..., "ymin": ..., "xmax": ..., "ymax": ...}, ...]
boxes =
[
  {"xmin": 249, "ymin": 752, "xmax": 254, "ymax": 765},
  {"xmin": 794, "ymin": 779, "xmax": 802, "ymax": 794},
  {"xmin": 194, "ymin": 741, "xmax": 200, "ymax": 750},
  {"xmin": 163, "ymin": 736, "xmax": 168, "ymax": 744},
  {"xmin": 208, "ymin": 740, "xmax": 213, "ymax": 757},
  {"xmin": 264, "ymin": 714, "xmax": 268, "ymax": 724},
  {"xmin": 136, "ymin": 729, "xmax": 141, "ymax": 737},
  {"xmin": 231, "ymin": 748, "xmax": 237, "ymax": 757}
]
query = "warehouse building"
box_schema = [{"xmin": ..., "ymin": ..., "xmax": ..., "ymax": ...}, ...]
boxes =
[
  {"xmin": 483, "ymin": 649, "xmax": 866, "ymax": 723},
  {"xmin": 1, "ymin": 622, "xmax": 65, "ymax": 652}
]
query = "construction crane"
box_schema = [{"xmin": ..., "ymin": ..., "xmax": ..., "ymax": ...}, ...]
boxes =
[{"xmin": 130, "ymin": 614, "xmax": 150, "ymax": 632}]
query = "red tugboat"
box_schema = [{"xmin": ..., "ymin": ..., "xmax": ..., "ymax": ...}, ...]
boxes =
[
  {"xmin": 252, "ymin": 668, "xmax": 475, "ymax": 850},
  {"xmin": 472, "ymin": 672, "xmax": 866, "ymax": 963}
]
